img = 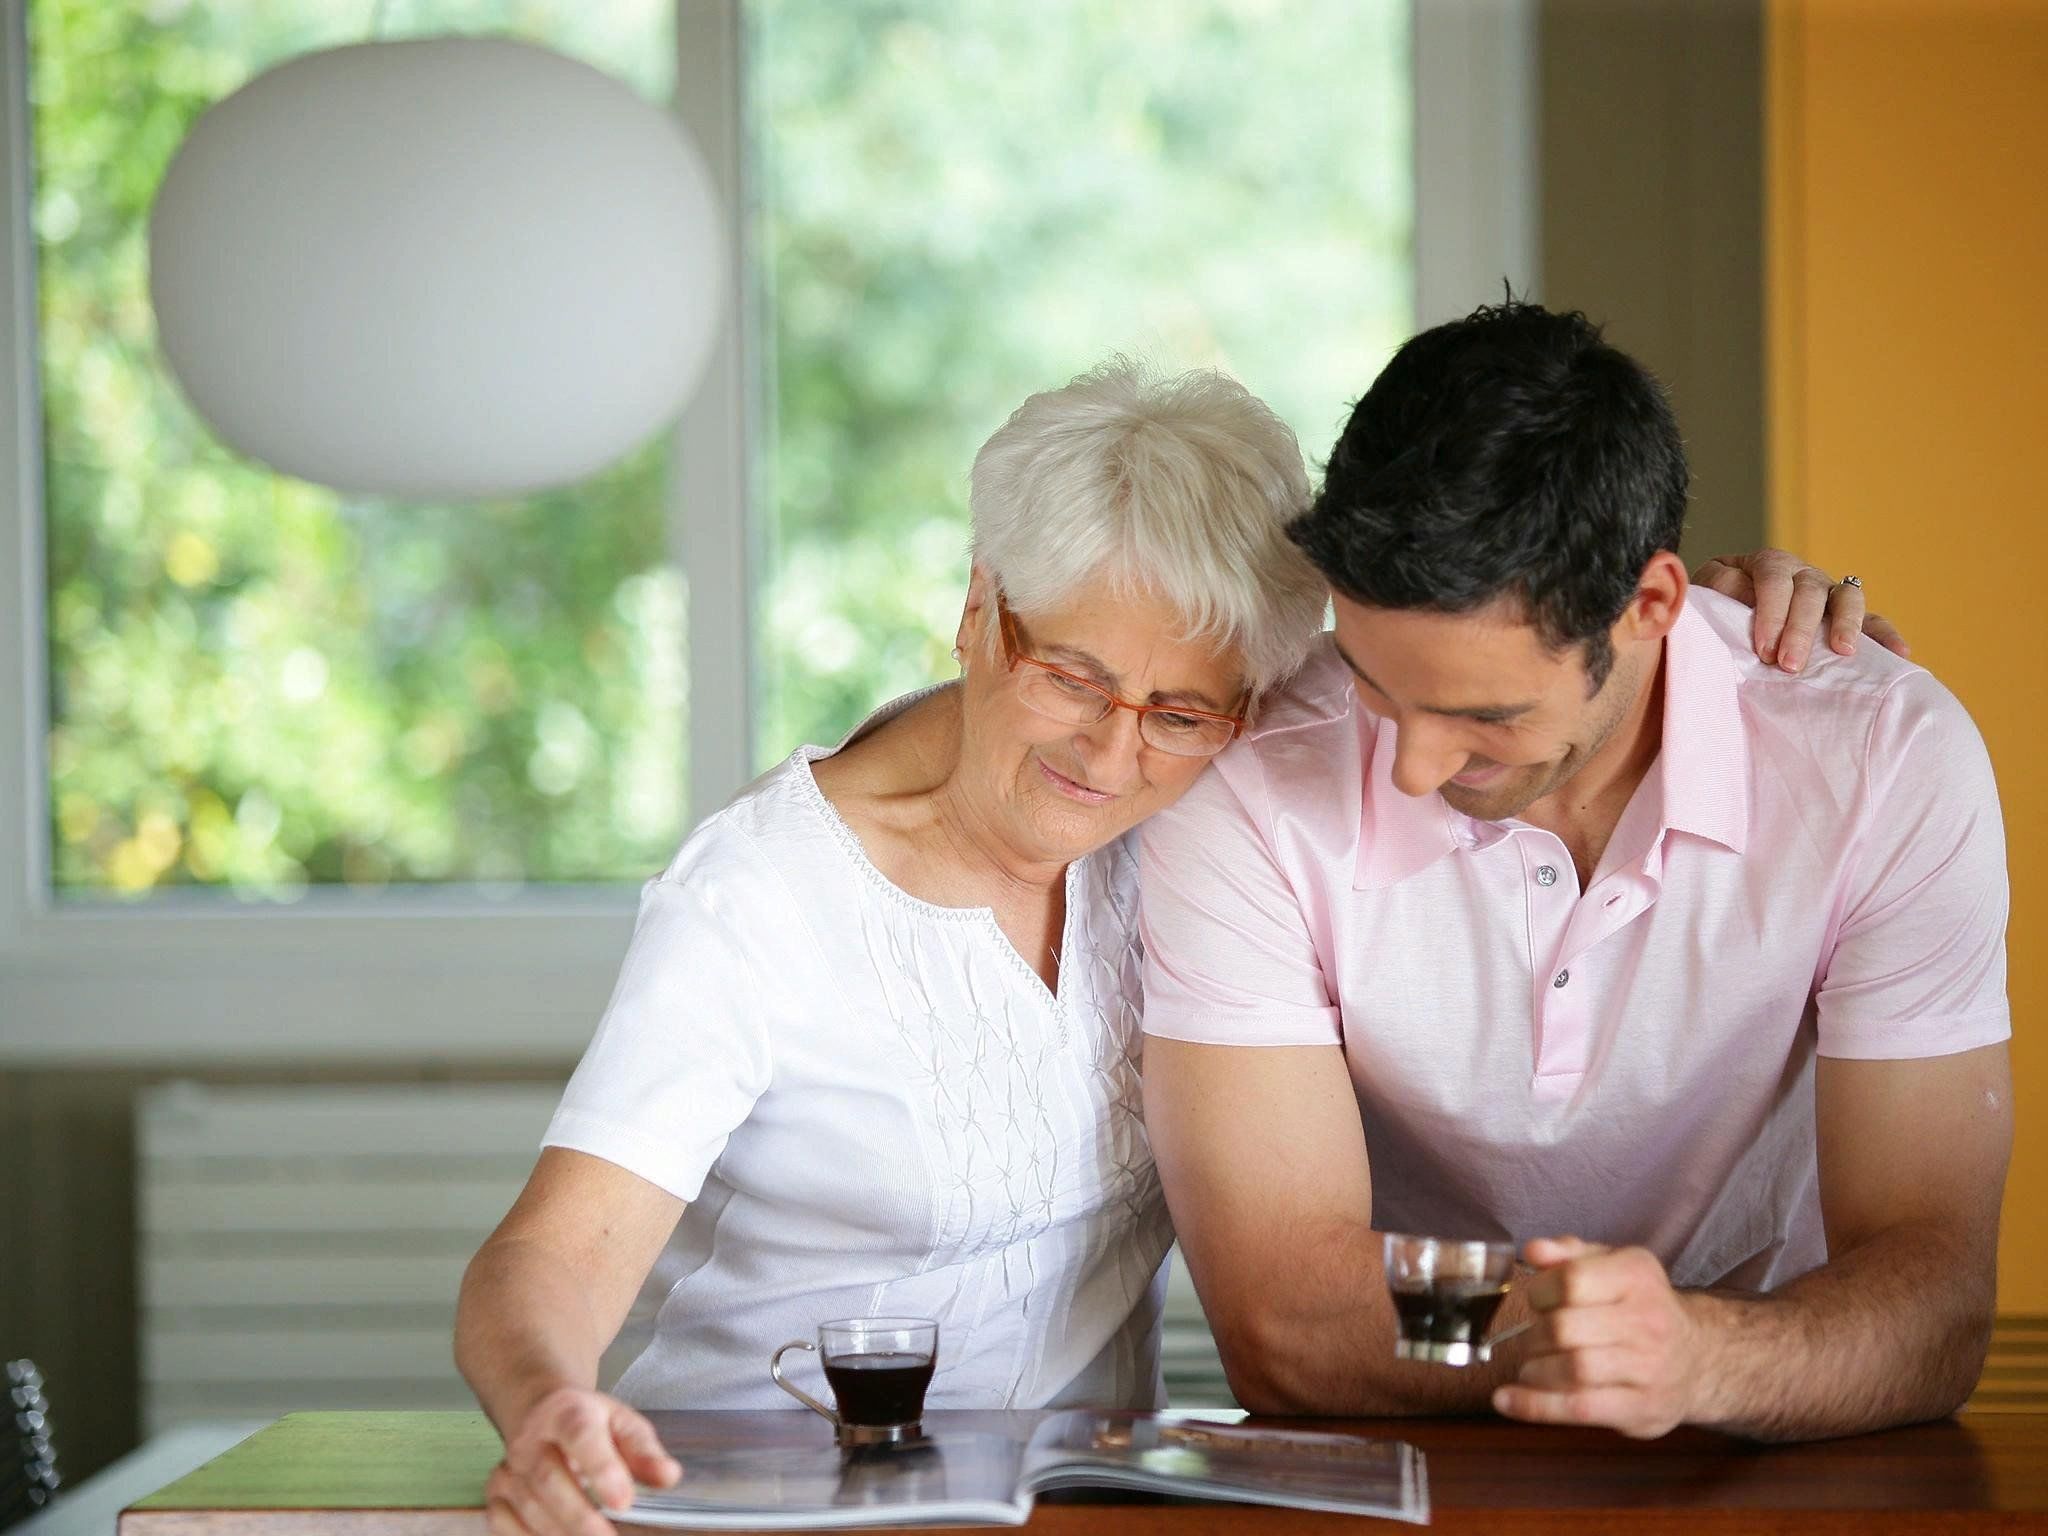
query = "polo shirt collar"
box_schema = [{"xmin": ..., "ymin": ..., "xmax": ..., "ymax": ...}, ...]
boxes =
[
  {"xmin": 1352, "ymin": 714, "xmax": 1465, "ymax": 890},
  {"xmin": 1350, "ymin": 598, "xmax": 1749, "ymax": 891},
  {"xmin": 1652, "ymin": 598, "xmax": 1750, "ymax": 855}
]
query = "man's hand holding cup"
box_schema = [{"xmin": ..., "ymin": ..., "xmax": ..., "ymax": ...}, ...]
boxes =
[{"xmin": 1491, "ymin": 1235, "xmax": 1710, "ymax": 1439}]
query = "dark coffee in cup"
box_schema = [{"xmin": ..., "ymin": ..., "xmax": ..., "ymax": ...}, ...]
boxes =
[
  {"xmin": 1390, "ymin": 1278, "xmax": 1508, "ymax": 1347},
  {"xmin": 820, "ymin": 1350, "xmax": 936, "ymax": 1427},
  {"xmin": 1382, "ymin": 1232, "xmax": 1518, "ymax": 1366}
]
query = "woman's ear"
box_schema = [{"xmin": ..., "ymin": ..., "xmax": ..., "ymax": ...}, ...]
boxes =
[{"xmin": 957, "ymin": 565, "xmax": 996, "ymax": 663}]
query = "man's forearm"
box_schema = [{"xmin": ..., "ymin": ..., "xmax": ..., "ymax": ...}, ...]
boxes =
[
  {"xmin": 1683, "ymin": 1223, "xmax": 1992, "ymax": 1441},
  {"xmin": 454, "ymin": 1237, "xmax": 611, "ymax": 1435},
  {"xmin": 1213, "ymin": 1221, "xmax": 1535, "ymax": 1415},
  {"xmin": 1225, "ymin": 1218, "xmax": 1990, "ymax": 1434}
]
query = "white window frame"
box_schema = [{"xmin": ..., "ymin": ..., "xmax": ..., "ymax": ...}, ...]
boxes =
[{"xmin": 0, "ymin": 0, "xmax": 1534, "ymax": 1064}]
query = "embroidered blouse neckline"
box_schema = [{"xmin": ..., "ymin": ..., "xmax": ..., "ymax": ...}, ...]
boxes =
[{"xmin": 784, "ymin": 684, "xmax": 1090, "ymax": 1005}]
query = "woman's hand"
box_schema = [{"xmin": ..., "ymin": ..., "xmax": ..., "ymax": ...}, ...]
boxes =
[
  {"xmin": 1692, "ymin": 549, "xmax": 1909, "ymax": 672},
  {"xmin": 458, "ymin": 1150, "xmax": 688, "ymax": 1536},
  {"xmin": 485, "ymin": 1385, "xmax": 681, "ymax": 1536}
]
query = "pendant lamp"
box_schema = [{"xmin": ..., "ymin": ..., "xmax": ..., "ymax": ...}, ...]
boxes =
[{"xmin": 148, "ymin": 36, "xmax": 724, "ymax": 500}]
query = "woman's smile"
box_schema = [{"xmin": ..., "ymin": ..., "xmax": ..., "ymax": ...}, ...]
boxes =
[{"xmin": 1036, "ymin": 754, "xmax": 1116, "ymax": 806}]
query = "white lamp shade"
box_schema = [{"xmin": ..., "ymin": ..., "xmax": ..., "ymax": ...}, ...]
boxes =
[{"xmin": 148, "ymin": 37, "xmax": 725, "ymax": 500}]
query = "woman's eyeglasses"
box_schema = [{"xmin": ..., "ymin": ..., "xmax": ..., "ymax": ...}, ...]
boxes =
[{"xmin": 996, "ymin": 597, "xmax": 1246, "ymax": 758}]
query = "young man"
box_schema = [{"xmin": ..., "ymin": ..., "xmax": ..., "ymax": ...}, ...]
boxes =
[{"xmin": 1139, "ymin": 301, "xmax": 2012, "ymax": 1441}]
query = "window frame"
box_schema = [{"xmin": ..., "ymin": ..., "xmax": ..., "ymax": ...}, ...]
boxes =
[{"xmin": 0, "ymin": 0, "xmax": 1534, "ymax": 1063}]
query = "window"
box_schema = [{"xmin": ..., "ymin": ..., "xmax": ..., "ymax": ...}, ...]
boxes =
[
  {"xmin": 31, "ymin": 0, "xmax": 683, "ymax": 896},
  {"xmin": 0, "ymin": 1, "xmax": 1532, "ymax": 1055},
  {"xmin": 751, "ymin": 0, "xmax": 1412, "ymax": 762}
]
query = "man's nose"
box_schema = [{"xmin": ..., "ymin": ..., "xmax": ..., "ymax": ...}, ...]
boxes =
[{"xmin": 1389, "ymin": 718, "xmax": 1466, "ymax": 799}]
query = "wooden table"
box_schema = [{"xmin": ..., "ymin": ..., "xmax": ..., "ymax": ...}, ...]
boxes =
[{"xmin": 117, "ymin": 1409, "xmax": 2048, "ymax": 1534}]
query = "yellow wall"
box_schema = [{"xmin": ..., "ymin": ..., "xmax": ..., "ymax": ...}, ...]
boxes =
[{"xmin": 1768, "ymin": 0, "xmax": 2048, "ymax": 1310}]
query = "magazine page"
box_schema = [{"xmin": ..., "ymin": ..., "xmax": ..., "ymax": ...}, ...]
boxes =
[
  {"xmin": 624, "ymin": 1432, "xmax": 1028, "ymax": 1530},
  {"xmin": 1019, "ymin": 1411, "xmax": 1430, "ymax": 1525}
]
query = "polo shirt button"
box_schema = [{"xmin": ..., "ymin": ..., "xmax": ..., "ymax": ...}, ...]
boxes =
[
  {"xmin": 1535, "ymin": 865, "xmax": 1558, "ymax": 887},
  {"xmin": 1553, "ymin": 969, "xmax": 1570, "ymax": 988}
]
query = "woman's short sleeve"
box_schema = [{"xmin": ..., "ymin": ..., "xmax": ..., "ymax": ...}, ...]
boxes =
[{"xmin": 543, "ymin": 832, "xmax": 780, "ymax": 1202}]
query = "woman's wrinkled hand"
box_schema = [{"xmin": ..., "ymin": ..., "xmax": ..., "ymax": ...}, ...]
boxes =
[
  {"xmin": 485, "ymin": 1386, "xmax": 681, "ymax": 1536},
  {"xmin": 1692, "ymin": 549, "xmax": 1909, "ymax": 671}
]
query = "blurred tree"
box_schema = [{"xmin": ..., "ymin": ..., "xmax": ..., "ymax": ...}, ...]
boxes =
[{"xmin": 751, "ymin": 0, "xmax": 1410, "ymax": 761}]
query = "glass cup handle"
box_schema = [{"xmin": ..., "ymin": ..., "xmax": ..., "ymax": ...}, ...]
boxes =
[
  {"xmin": 1479, "ymin": 1318, "xmax": 1533, "ymax": 1357},
  {"xmin": 770, "ymin": 1340, "xmax": 838, "ymax": 1425},
  {"xmin": 1478, "ymin": 1265, "xmax": 1536, "ymax": 1358}
]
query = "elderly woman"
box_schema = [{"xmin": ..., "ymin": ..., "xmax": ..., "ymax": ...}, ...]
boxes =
[{"xmin": 455, "ymin": 360, "xmax": 1888, "ymax": 1536}]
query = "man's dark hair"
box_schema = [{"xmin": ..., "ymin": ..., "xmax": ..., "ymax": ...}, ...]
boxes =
[{"xmin": 1288, "ymin": 299, "xmax": 1689, "ymax": 689}]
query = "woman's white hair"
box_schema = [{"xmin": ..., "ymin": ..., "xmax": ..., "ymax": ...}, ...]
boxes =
[{"xmin": 968, "ymin": 357, "xmax": 1327, "ymax": 695}]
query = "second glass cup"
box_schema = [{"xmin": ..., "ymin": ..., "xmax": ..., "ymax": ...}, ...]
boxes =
[
  {"xmin": 1382, "ymin": 1232, "xmax": 1520, "ymax": 1366},
  {"xmin": 771, "ymin": 1317, "xmax": 939, "ymax": 1445}
]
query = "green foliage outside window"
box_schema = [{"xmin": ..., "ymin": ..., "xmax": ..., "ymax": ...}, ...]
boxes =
[
  {"xmin": 752, "ymin": 0, "xmax": 1410, "ymax": 762},
  {"xmin": 33, "ymin": 0, "xmax": 680, "ymax": 894}
]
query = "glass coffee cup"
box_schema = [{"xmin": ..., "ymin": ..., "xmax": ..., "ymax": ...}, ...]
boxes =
[
  {"xmin": 1382, "ymin": 1232, "xmax": 1523, "ymax": 1366},
  {"xmin": 771, "ymin": 1317, "xmax": 939, "ymax": 1445}
]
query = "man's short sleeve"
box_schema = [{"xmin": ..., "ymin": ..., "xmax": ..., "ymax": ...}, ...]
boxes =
[
  {"xmin": 1816, "ymin": 670, "xmax": 2011, "ymax": 1060},
  {"xmin": 1139, "ymin": 751, "xmax": 1342, "ymax": 1046},
  {"xmin": 543, "ymin": 832, "xmax": 777, "ymax": 1200}
]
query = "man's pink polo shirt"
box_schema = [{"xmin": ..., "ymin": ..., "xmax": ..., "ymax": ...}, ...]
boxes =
[{"xmin": 1138, "ymin": 588, "xmax": 2010, "ymax": 1291}]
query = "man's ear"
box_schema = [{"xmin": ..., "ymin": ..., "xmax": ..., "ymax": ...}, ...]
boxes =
[{"xmin": 1620, "ymin": 549, "xmax": 1689, "ymax": 644}]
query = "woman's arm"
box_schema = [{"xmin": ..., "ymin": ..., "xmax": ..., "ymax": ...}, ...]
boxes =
[{"xmin": 456, "ymin": 1147, "xmax": 685, "ymax": 1536}]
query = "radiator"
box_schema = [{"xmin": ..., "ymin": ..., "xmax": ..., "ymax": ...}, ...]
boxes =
[
  {"xmin": 132, "ymin": 1077, "xmax": 2044, "ymax": 1426},
  {"xmin": 137, "ymin": 1082, "xmax": 1237, "ymax": 1427},
  {"xmin": 1973, "ymin": 1316, "xmax": 2048, "ymax": 1412},
  {"xmin": 136, "ymin": 1082, "xmax": 564, "ymax": 1433},
  {"xmin": 1162, "ymin": 1253, "xmax": 1234, "ymax": 1406}
]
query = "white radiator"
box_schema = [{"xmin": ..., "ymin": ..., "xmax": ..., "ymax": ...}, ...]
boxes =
[
  {"xmin": 137, "ymin": 1082, "xmax": 1234, "ymax": 1426},
  {"xmin": 136, "ymin": 1082, "xmax": 564, "ymax": 1433}
]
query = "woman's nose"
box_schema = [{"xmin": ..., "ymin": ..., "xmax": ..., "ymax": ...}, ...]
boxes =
[{"xmin": 1072, "ymin": 708, "xmax": 1145, "ymax": 785}]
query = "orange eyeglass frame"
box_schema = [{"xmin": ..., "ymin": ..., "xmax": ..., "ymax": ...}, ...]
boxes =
[{"xmin": 995, "ymin": 595, "xmax": 1248, "ymax": 745}]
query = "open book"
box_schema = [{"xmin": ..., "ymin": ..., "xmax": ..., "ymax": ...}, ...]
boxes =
[{"xmin": 625, "ymin": 1410, "xmax": 1429, "ymax": 1528}]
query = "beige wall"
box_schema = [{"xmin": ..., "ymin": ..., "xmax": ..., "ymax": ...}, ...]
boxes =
[{"xmin": 1541, "ymin": 0, "xmax": 1768, "ymax": 562}]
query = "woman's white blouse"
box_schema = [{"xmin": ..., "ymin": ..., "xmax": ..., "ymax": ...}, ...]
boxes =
[{"xmin": 543, "ymin": 697, "xmax": 1172, "ymax": 1411}]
